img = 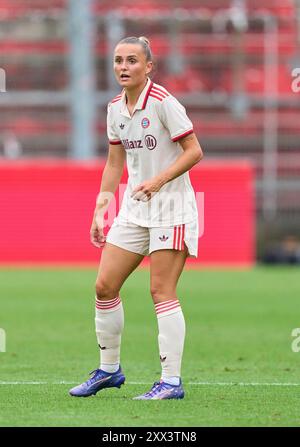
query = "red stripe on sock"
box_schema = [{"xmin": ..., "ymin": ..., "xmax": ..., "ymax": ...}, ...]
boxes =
[
  {"xmin": 95, "ymin": 296, "xmax": 121, "ymax": 310},
  {"xmin": 155, "ymin": 300, "xmax": 180, "ymax": 314},
  {"xmin": 96, "ymin": 296, "xmax": 120, "ymax": 306},
  {"xmin": 155, "ymin": 299, "xmax": 179, "ymax": 310},
  {"xmin": 96, "ymin": 301, "xmax": 120, "ymax": 309},
  {"xmin": 96, "ymin": 302, "xmax": 120, "ymax": 309},
  {"xmin": 156, "ymin": 301, "xmax": 180, "ymax": 311},
  {"xmin": 96, "ymin": 301, "xmax": 121, "ymax": 310},
  {"xmin": 156, "ymin": 303, "xmax": 181, "ymax": 315}
]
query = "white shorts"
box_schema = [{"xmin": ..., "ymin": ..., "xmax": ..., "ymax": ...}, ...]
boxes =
[{"xmin": 106, "ymin": 218, "xmax": 198, "ymax": 258}]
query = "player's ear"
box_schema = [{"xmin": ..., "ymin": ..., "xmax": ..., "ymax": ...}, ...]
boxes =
[{"xmin": 146, "ymin": 61, "xmax": 153, "ymax": 75}]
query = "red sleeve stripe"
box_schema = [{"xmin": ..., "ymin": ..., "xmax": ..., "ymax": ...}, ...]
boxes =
[
  {"xmin": 151, "ymin": 90, "xmax": 168, "ymax": 99},
  {"xmin": 172, "ymin": 129, "xmax": 193, "ymax": 142},
  {"xmin": 151, "ymin": 88, "xmax": 168, "ymax": 98},
  {"xmin": 111, "ymin": 97, "xmax": 122, "ymax": 104},
  {"xmin": 112, "ymin": 93, "xmax": 122, "ymax": 100},
  {"xmin": 152, "ymin": 85, "xmax": 169, "ymax": 96},
  {"xmin": 150, "ymin": 92, "xmax": 168, "ymax": 101},
  {"xmin": 149, "ymin": 93, "xmax": 163, "ymax": 102},
  {"xmin": 111, "ymin": 93, "xmax": 122, "ymax": 103},
  {"xmin": 109, "ymin": 140, "xmax": 122, "ymax": 145}
]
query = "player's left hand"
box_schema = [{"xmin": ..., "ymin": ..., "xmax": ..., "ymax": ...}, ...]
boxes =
[{"xmin": 131, "ymin": 177, "xmax": 163, "ymax": 202}]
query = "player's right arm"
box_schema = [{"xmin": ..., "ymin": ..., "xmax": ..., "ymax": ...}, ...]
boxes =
[{"xmin": 90, "ymin": 143, "xmax": 125, "ymax": 248}]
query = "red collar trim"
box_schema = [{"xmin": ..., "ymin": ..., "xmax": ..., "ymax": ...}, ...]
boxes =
[{"xmin": 141, "ymin": 81, "xmax": 153, "ymax": 110}]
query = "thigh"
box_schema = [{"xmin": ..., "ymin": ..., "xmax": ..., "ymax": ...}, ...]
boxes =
[
  {"xmin": 97, "ymin": 242, "xmax": 144, "ymax": 292},
  {"xmin": 150, "ymin": 247, "xmax": 188, "ymax": 299},
  {"xmin": 106, "ymin": 219, "xmax": 149, "ymax": 256}
]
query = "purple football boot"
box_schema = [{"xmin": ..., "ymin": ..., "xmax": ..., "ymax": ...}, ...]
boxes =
[{"xmin": 69, "ymin": 366, "xmax": 125, "ymax": 397}]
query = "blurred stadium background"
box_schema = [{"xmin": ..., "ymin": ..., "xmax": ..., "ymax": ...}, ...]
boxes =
[
  {"xmin": 1, "ymin": 1, "xmax": 300, "ymax": 428},
  {"xmin": 0, "ymin": 0, "xmax": 299, "ymax": 265}
]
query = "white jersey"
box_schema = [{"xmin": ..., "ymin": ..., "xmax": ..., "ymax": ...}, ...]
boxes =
[{"xmin": 107, "ymin": 77, "xmax": 198, "ymax": 227}]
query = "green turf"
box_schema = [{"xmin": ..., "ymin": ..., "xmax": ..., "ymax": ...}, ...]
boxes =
[{"xmin": 1, "ymin": 266, "xmax": 300, "ymax": 427}]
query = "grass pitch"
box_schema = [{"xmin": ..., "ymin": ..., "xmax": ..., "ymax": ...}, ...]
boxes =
[{"xmin": 0, "ymin": 266, "xmax": 300, "ymax": 427}]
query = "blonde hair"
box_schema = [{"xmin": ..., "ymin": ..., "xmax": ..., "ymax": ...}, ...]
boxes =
[{"xmin": 116, "ymin": 36, "xmax": 153, "ymax": 62}]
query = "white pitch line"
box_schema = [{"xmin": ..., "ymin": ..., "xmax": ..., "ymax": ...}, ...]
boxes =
[
  {"xmin": 0, "ymin": 381, "xmax": 300, "ymax": 386},
  {"xmin": 189, "ymin": 382, "xmax": 300, "ymax": 387}
]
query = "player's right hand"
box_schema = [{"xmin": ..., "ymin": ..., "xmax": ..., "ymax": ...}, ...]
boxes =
[{"xmin": 90, "ymin": 216, "xmax": 106, "ymax": 248}]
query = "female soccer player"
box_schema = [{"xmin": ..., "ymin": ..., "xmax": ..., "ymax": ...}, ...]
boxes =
[{"xmin": 69, "ymin": 36, "xmax": 203, "ymax": 400}]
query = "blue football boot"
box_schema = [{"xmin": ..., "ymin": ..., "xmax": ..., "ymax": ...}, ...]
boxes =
[
  {"xmin": 133, "ymin": 379, "xmax": 184, "ymax": 400},
  {"xmin": 69, "ymin": 366, "xmax": 125, "ymax": 397}
]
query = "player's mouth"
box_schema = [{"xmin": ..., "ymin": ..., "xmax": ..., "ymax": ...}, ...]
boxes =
[{"xmin": 120, "ymin": 74, "xmax": 130, "ymax": 80}]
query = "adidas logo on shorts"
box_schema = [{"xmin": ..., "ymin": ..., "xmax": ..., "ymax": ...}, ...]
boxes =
[{"xmin": 159, "ymin": 235, "xmax": 169, "ymax": 242}]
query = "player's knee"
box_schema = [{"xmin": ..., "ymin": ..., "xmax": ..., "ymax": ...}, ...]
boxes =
[
  {"xmin": 95, "ymin": 279, "xmax": 118, "ymax": 301},
  {"xmin": 150, "ymin": 284, "xmax": 175, "ymax": 302}
]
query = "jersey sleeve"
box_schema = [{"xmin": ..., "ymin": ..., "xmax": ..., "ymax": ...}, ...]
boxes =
[
  {"xmin": 107, "ymin": 103, "xmax": 122, "ymax": 145},
  {"xmin": 159, "ymin": 96, "xmax": 194, "ymax": 142}
]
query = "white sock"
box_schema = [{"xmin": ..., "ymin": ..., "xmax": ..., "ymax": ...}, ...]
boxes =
[
  {"xmin": 154, "ymin": 299, "xmax": 185, "ymax": 384},
  {"xmin": 162, "ymin": 376, "xmax": 180, "ymax": 386},
  {"xmin": 95, "ymin": 295, "xmax": 124, "ymax": 373},
  {"xmin": 100, "ymin": 364, "xmax": 119, "ymax": 373}
]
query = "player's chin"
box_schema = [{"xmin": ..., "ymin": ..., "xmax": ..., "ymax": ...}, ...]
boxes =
[{"xmin": 118, "ymin": 77, "xmax": 133, "ymax": 86}]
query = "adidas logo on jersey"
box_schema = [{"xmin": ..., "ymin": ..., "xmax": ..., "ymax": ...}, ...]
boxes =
[
  {"xmin": 159, "ymin": 235, "xmax": 169, "ymax": 242},
  {"xmin": 119, "ymin": 123, "xmax": 125, "ymax": 129}
]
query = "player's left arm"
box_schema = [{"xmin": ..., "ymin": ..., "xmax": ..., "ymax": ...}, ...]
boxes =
[
  {"xmin": 131, "ymin": 132, "xmax": 203, "ymax": 201},
  {"xmin": 162, "ymin": 132, "xmax": 203, "ymax": 181}
]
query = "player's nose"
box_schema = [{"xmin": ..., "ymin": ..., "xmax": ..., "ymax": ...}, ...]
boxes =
[{"xmin": 120, "ymin": 61, "xmax": 128, "ymax": 70}]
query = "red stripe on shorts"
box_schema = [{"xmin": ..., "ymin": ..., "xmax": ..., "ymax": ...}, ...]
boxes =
[
  {"xmin": 181, "ymin": 224, "xmax": 185, "ymax": 250},
  {"xmin": 177, "ymin": 225, "xmax": 181, "ymax": 250},
  {"xmin": 173, "ymin": 226, "xmax": 177, "ymax": 249}
]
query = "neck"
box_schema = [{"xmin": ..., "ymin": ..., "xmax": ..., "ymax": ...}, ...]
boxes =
[{"xmin": 125, "ymin": 78, "xmax": 148, "ymax": 106}]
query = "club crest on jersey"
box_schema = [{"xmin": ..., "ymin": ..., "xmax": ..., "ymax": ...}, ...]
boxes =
[
  {"xmin": 141, "ymin": 117, "xmax": 150, "ymax": 129},
  {"xmin": 144, "ymin": 134, "xmax": 157, "ymax": 150}
]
